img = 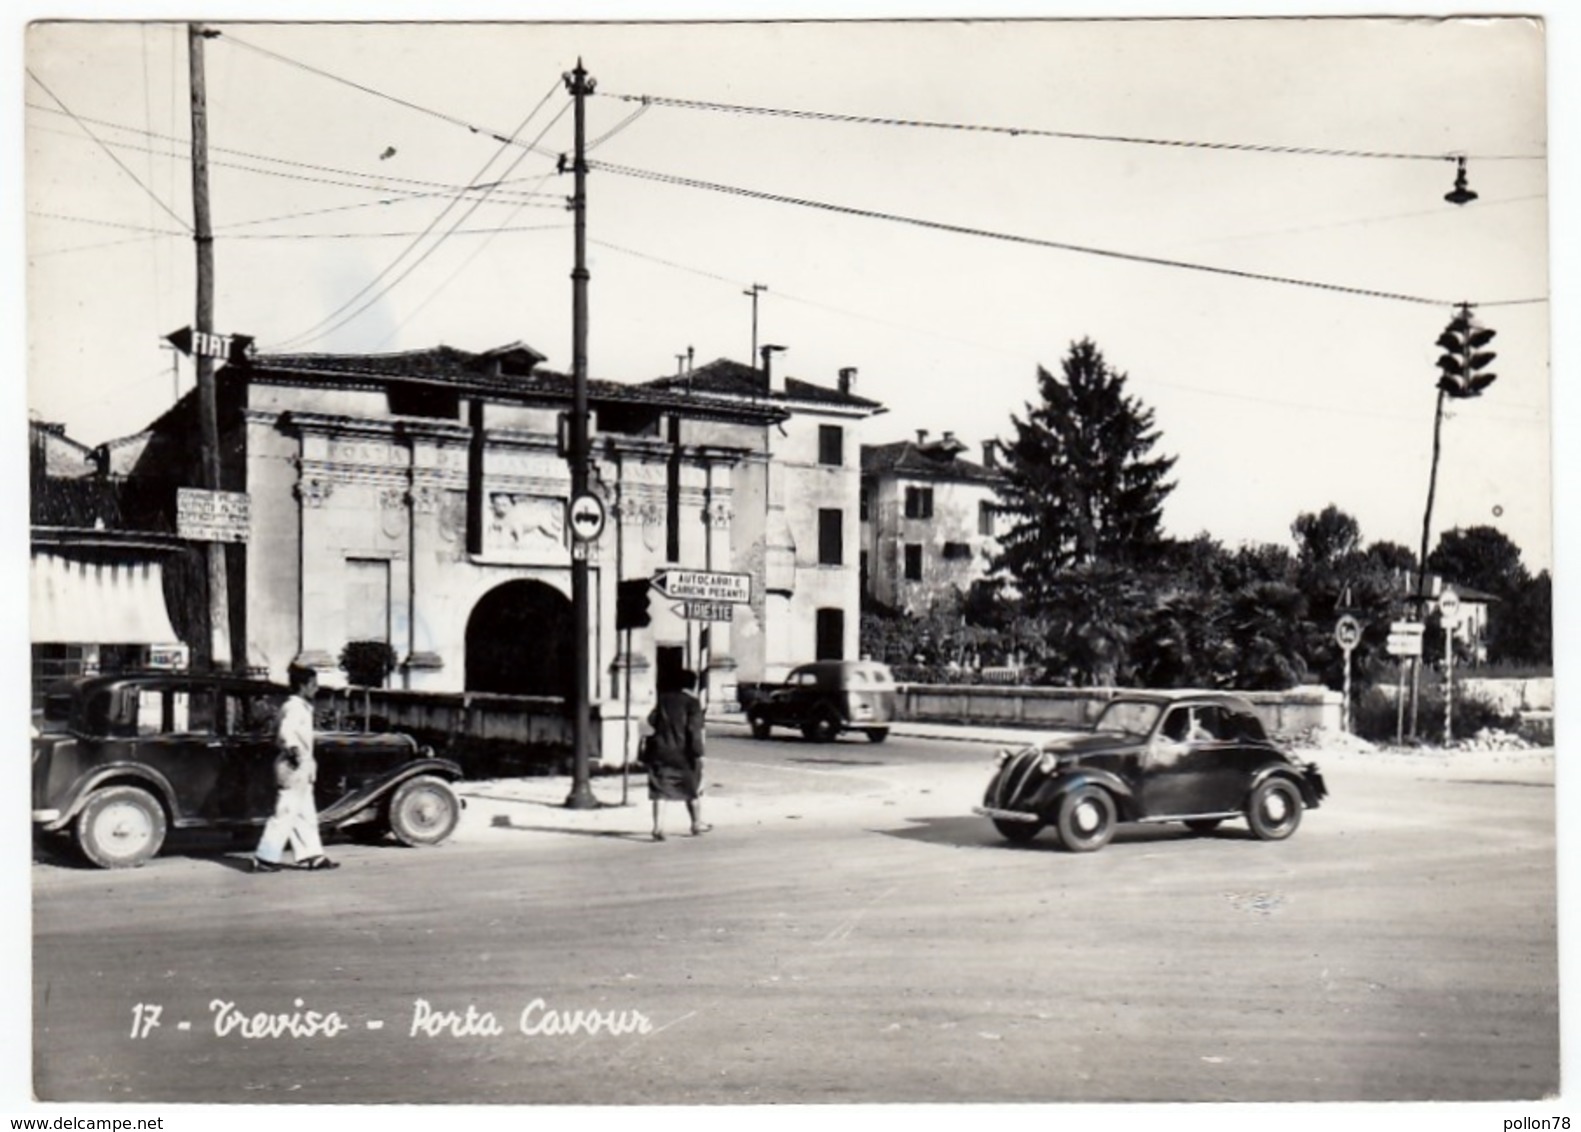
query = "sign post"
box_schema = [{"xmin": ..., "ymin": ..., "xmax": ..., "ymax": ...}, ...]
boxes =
[
  {"xmin": 1334, "ymin": 614, "xmax": 1362, "ymax": 733},
  {"xmin": 1439, "ymin": 590, "xmax": 1462, "ymax": 744},
  {"xmin": 1386, "ymin": 621, "xmax": 1425, "ymax": 746}
]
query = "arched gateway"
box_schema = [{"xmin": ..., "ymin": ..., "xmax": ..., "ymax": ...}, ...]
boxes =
[{"xmin": 464, "ymin": 580, "xmax": 573, "ymax": 697}]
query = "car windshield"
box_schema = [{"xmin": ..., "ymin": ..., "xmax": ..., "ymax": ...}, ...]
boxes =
[{"xmin": 1093, "ymin": 699, "xmax": 1164, "ymax": 737}]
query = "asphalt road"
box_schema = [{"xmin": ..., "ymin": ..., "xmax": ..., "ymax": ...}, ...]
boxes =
[{"xmin": 31, "ymin": 731, "xmax": 1558, "ymax": 1104}]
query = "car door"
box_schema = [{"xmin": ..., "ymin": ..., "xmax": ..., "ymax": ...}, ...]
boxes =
[
  {"xmin": 129, "ymin": 684, "xmax": 228, "ymax": 821},
  {"xmin": 769, "ymin": 668, "xmax": 818, "ymax": 725},
  {"xmin": 228, "ymin": 689, "xmax": 288, "ymax": 823},
  {"xmin": 1138, "ymin": 704, "xmax": 1237, "ymax": 818}
]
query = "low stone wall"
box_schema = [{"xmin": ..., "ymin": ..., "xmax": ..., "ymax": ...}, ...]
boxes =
[
  {"xmin": 896, "ymin": 683, "xmax": 1343, "ymax": 735},
  {"xmin": 1456, "ymin": 677, "xmax": 1555, "ymax": 716}
]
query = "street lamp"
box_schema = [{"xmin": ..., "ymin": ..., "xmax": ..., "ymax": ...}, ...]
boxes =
[{"xmin": 1444, "ymin": 156, "xmax": 1478, "ymax": 206}]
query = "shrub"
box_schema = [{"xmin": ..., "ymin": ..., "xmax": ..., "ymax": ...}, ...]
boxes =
[
  {"xmin": 340, "ymin": 640, "xmax": 397, "ymax": 688},
  {"xmin": 1352, "ymin": 680, "xmax": 1519, "ymax": 745}
]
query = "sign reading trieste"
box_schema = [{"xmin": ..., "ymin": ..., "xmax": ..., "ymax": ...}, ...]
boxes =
[{"xmin": 177, "ymin": 487, "xmax": 251, "ymax": 543}]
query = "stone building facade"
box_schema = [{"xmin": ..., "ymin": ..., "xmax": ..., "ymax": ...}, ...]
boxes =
[{"xmin": 124, "ymin": 342, "xmax": 882, "ymax": 754}]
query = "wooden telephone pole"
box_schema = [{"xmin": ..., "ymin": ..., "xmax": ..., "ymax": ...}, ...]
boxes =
[{"xmin": 189, "ymin": 23, "xmax": 232, "ymax": 671}]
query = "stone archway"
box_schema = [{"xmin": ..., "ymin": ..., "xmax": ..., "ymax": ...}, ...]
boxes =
[{"xmin": 464, "ymin": 579, "xmax": 572, "ymax": 697}]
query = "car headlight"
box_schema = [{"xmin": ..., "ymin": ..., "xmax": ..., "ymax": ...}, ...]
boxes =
[
  {"xmin": 1037, "ymin": 751, "xmax": 1060, "ymax": 774},
  {"xmin": 994, "ymin": 748, "xmax": 1014, "ymax": 767}
]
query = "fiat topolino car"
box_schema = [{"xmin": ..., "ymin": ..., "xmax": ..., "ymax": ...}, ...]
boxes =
[
  {"xmin": 973, "ymin": 690, "xmax": 1327, "ymax": 852},
  {"xmin": 746, "ymin": 660, "xmax": 898, "ymax": 743},
  {"xmin": 32, "ymin": 672, "xmax": 464, "ymax": 869}
]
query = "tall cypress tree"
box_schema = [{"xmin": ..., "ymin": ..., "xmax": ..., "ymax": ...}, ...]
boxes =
[{"xmin": 993, "ymin": 339, "xmax": 1176, "ymax": 684}]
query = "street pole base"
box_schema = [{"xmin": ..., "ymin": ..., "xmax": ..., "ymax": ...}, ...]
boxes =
[{"xmin": 563, "ymin": 785, "xmax": 602, "ymax": 810}]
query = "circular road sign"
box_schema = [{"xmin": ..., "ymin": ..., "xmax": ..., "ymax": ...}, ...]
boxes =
[
  {"xmin": 568, "ymin": 493, "xmax": 606, "ymax": 542},
  {"xmin": 1334, "ymin": 614, "xmax": 1362, "ymax": 651},
  {"xmin": 1439, "ymin": 589, "xmax": 1462, "ymax": 624}
]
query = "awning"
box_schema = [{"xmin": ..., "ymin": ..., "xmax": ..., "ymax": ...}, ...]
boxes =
[{"xmin": 30, "ymin": 551, "xmax": 181, "ymax": 645}]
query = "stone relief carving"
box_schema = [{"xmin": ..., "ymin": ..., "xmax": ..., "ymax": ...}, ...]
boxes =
[
  {"xmin": 705, "ymin": 499, "xmax": 733, "ymax": 530},
  {"xmin": 407, "ymin": 484, "xmax": 443, "ymax": 514},
  {"xmin": 485, "ymin": 493, "xmax": 566, "ymax": 558}
]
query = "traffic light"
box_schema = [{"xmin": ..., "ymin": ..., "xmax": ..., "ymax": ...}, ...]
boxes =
[
  {"xmin": 1435, "ymin": 303, "xmax": 1497, "ymax": 398},
  {"xmin": 616, "ymin": 577, "xmax": 652, "ymax": 630}
]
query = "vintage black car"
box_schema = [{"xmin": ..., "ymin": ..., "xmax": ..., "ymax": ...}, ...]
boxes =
[
  {"xmin": 746, "ymin": 660, "xmax": 898, "ymax": 743},
  {"xmin": 32, "ymin": 672, "xmax": 464, "ymax": 869},
  {"xmin": 973, "ymin": 690, "xmax": 1327, "ymax": 852}
]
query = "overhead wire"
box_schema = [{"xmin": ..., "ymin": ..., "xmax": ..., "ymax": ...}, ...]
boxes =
[
  {"xmin": 603, "ymin": 91, "xmax": 1546, "ymax": 164},
  {"xmin": 267, "ymin": 80, "xmax": 570, "ymax": 351},
  {"xmin": 219, "ymin": 30, "xmax": 560, "ymax": 157},
  {"xmin": 590, "ymin": 159, "xmax": 1548, "ymax": 309},
  {"xmin": 25, "ymin": 69, "xmax": 193, "ymax": 234}
]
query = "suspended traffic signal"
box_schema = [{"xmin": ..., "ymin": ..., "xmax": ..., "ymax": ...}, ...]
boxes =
[
  {"xmin": 616, "ymin": 577, "xmax": 652, "ymax": 630},
  {"xmin": 1435, "ymin": 303, "xmax": 1497, "ymax": 398}
]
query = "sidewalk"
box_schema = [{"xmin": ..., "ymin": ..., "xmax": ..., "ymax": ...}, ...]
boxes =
[{"xmin": 707, "ymin": 712, "xmax": 1070, "ymax": 748}]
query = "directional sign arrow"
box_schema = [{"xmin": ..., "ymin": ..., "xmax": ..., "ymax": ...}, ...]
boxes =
[{"xmin": 165, "ymin": 326, "xmax": 256, "ymax": 364}]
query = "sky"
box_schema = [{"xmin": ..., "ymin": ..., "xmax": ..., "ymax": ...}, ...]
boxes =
[
  {"xmin": 5, "ymin": 3, "xmax": 1576, "ymax": 1128},
  {"xmin": 18, "ymin": 11, "xmax": 1556, "ymax": 574}
]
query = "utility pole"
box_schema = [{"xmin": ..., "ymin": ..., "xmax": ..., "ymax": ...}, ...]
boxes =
[
  {"xmin": 189, "ymin": 23, "xmax": 232, "ymax": 672},
  {"xmin": 564, "ymin": 61, "xmax": 598, "ymax": 810},
  {"xmin": 744, "ymin": 283, "xmax": 766, "ymax": 364}
]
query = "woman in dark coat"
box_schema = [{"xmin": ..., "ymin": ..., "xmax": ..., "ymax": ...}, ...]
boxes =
[{"xmin": 644, "ymin": 669, "xmax": 708, "ymax": 841}]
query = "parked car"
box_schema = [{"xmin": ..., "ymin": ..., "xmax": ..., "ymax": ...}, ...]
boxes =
[
  {"xmin": 972, "ymin": 690, "xmax": 1327, "ymax": 852},
  {"xmin": 32, "ymin": 672, "xmax": 465, "ymax": 869},
  {"xmin": 746, "ymin": 660, "xmax": 898, "ymax": 743}
]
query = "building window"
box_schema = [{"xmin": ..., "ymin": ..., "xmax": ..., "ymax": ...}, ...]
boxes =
[
  {"xmin": 819, "ymin": 424, "xmax": 844, "ymax": 467},
  {"xmin": 979, "ymin": 500, "xmax": 996, "ymax": 536},
  {"xmin": 942, "ymin": 541, "xmax": 972, "ymax": 561},
  {"xmin": 818, "ymin": 509, "xmax": 843, "ymax": 566},
  {"xmin": 816, "ymin": 608, "xmax": 845, "ymax": 661},
  {"xmin": 904, "ymin": 486, "xmax": 934, "ymax": 520},
  {"xmin": 904, "ymin": 543, "xmax": 923, "ymax": 581},
  {"xmin": 859, "ymin": 550, "xmax": 869, "ymax": 596},
  {"xmin": 859, "ymin": 489, "xmax": 869, "ymax": 522}
]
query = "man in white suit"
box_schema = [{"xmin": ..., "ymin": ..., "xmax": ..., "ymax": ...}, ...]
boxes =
[{"xmin": 253, "ymin": 662, "xmax": 339, "ymax": 872}]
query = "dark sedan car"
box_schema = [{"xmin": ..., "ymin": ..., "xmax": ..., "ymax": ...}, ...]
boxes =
[
  {"xmin": 973, "ymin": 690, "xmax": 1327, "ymax": 852},
  {"xmin": 32, "ymin": 672, "xmax": 464, "ymax": 869}
]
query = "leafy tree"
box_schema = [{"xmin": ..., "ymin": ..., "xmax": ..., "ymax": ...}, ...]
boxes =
[
  {"xmin": 1428, "ymin": 526, "xmax": 1529, "ymax": 598},
  {"xmin": 993, "ymin": 339, "xmax": 1176, "ymax": 683},
  {"xmin": 1496, "ymin": 570, "xmax": 1552, "ymax": 665}
]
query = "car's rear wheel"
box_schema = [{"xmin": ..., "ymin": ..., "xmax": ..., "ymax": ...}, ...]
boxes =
[
  {"xmin": 388, "ymin": 776, "xmax": 461, "ymax": 847},
  {"xmin": 1184, "ymin": 818, "xmax": 1223, "ymax": 835},
  {"xmin": 864, "ymin": 727, "xmax": 889, "ymax": 744},
  {"xmin": 802, "ymin": 708, "xmax": 840, "ymax": 743},
  {"xmin": 1246, "ymin": 777, "xmax": 1303, "ymax": 841},
  {"xmin": 75, "ymin": 785, "xmax": 167, "ymax": 869},
  {"xmin": 993, "ymin": 817, "xmax": 1042, "ymax": 843},
  {"xmin": 1056, "ymin": 785, "xmax": 1116, "ymax": 853},
  {"xmin": 749, "ymin": 713, "xmax": 772, "ymax": 740}
]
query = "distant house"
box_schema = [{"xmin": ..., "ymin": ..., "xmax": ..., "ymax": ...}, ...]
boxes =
[{"xmin": 860, "ymin": 430, "xmax": 1006, "ymax": 615}]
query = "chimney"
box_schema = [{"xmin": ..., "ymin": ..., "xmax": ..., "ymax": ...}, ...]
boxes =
[
  {"xmin": 916, "ymin": 429, "xmax": 929, "ymax": 445},
  {"xmin": 981, "ymin": 440, "xmax": 998, "ymax": 468},
  {"xmin": 838, "ymin": 366, "xmax": 857, "ymax": 395},
  {"xmin": 942, "ymin": 430, "xmax": 955, "ymax": 444},
  {"xmin": 760, "ymin": 344, "xmax": 787, "ymax": 394}
]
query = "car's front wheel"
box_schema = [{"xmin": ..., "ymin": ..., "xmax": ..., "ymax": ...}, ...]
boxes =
[
  {"xmin": 388, "ymin": 776, "xmax": 461, "ymax": 847},
  {"xmin": 75, "ymin": 785, "xmax": 167, "ymax": 869},
  {"xmin": 993, "ymin": 817, "xmax": 1042, "ymax": 844},
  {"xmin": 1055, "ymin": 785, "xmax": 1117, "ymax": 853},
  {"xmin": 1246, "ymin": 777, "xmax": 1303, "ymax": 841}
]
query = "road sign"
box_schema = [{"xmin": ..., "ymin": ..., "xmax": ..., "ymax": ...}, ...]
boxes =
[
  {"xmin": 651, "ymin": 569, "xmax": 751, "ymax": 604},
  {"xmin": 1438, "ymin": 589, "xmax": 1462, "ymax": 624},
  {"xmin": 1386, "ymin": 620, "xmax": 1425, "ymax": 658},
  {"xmin": 675, "ymin": 600, "xmax": 734, "ymax": 622},
  {"xmin": 165, "ymin": 326, "xmax": 255, "ymax": 364},
  {"xmin": 177, "ymin": 487, "xmax": 250, "ymax": 543},
  {"xmin": 1334, "ymin": 614, "xmax": 1362, "ymax": 651},
  {"xmin": 568, "ymin": 493, "xmax": 606, "ymax": 542}
]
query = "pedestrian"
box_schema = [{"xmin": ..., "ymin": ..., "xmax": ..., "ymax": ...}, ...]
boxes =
[
  {"xmin": 253, "ymin": 661, "xmax": 339, "ymax": 872},
  {"xmin": 643, "ymin": 668, "xmax": 709, "ymax": 841}
]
